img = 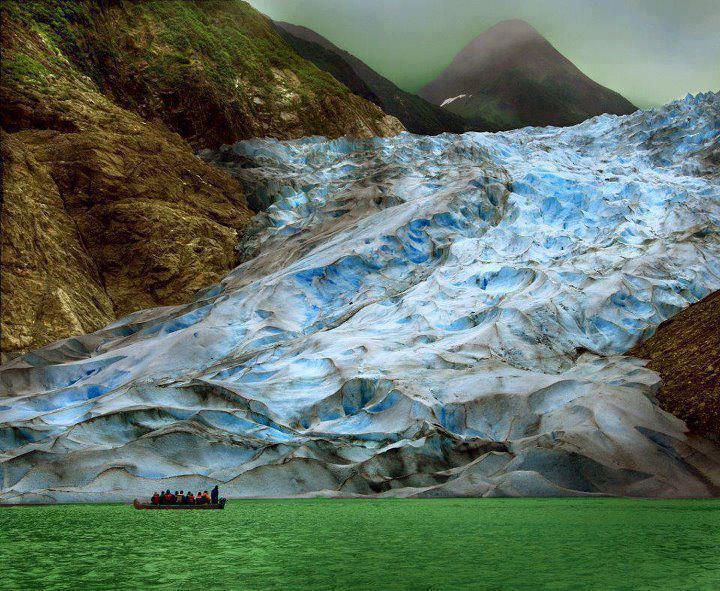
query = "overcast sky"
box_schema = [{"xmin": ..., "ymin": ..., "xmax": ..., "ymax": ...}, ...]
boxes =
[{"xmin": 248, "ymin": 0, "xmax": 720, "ymax": 108}]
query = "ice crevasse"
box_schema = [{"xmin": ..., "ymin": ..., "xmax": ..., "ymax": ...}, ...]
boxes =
[{"xmin": 1, "ymin": 93, "xmax": 720, "ymax": 502}]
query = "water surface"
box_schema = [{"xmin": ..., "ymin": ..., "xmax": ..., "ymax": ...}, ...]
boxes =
[{"xmin": 1, "ymin": 498, "xmax": 719, "ymax": 590}]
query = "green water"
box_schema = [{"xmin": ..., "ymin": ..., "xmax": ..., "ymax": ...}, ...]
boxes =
[{"xmin": 1, "ymin": 499, "xmax": 718, "ymax": 590}]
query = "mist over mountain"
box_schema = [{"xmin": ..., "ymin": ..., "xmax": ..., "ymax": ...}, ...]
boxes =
[
  {"xmin": 275, "ymin": 21, "xmax": 479, "ymax": 134},
  {"xmin": 419, "ymin": 19, "xmax": 637, "ymax": 129}
]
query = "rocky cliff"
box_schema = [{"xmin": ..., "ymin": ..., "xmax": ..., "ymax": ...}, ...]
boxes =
[
  {"xmin": 0, "ymin": 0, "xmax": 403, "ymax": 360},
  {"xmin": 631, "ymin": 290, "xmax": 720, "ymax": 437}
]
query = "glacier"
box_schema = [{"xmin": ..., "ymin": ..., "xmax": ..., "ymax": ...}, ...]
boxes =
[{"xmin": 1, "ymin": 93, "xmax": 720, "ymax": 502}]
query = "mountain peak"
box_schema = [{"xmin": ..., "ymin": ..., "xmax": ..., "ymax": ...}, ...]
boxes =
[
  {"xmin": 482, "ymin": 18, "xmax": 543, "ymax": 38},
  {"xmin": 418, "ymin": 19, "xmax": 636, "ymax": 128},
  {"xmin": 451, "ymin": 19, "xmax": 551, "ymax": 74}
]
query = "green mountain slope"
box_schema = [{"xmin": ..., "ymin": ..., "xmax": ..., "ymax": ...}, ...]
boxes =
[
  {"xmin": 275, "ymin": 21, "xmax": 482, "ymax": 134},
  {"xmin": 0, "ymin": 0, "xmax": 403, "ymax": 359},
  {"xmin": 3, "ymin": 1, "xmax": 403, "ymax": 148}
]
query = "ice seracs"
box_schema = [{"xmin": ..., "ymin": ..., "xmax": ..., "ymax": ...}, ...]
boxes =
[{"xmin": 1, "ymin": 93, "xmax": 719, "ymax": 503}]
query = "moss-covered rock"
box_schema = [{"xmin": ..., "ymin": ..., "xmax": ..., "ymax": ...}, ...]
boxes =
[
  {"xmin": 4, "ymin": 0, "xmax": 403, "ymax": 147},
  {"xmin": 0, "ymin": 8, "xmax": 252, "ymax": 360},
  {"xmin": 1, "ymin": 1, "xmax": 403, "ymax": 360}
]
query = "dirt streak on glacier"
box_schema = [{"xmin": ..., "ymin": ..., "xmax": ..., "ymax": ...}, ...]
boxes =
[{"xmin": 1, "ymin": 93, "xmax": 720, "ymax": 502}]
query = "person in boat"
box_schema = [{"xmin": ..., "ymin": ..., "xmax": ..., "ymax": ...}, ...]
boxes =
[
  {"xmin": 186, "ymin": 491, "xmax": 195, "ymax": 504},
  {"xmin": 196, "ymin": 491, "xmax": 207, "ymax": 505},
  {"xmin": 163, "ymin": 490, "xmax": 174, "ymax": 504},
  {"xmin": 177, "ymin": 490, "xmax": 185, "ymax": 504},
  {"xmin": 203, "ymin": 490, "xmax": 211, "ymax": 504},
  {"xmin": 211, "ymin": 485, "xmax": 219, "ymax": 504},
  {"xmin": 151, "ymin": 492, "xmax": 160, "ymax": 505}
]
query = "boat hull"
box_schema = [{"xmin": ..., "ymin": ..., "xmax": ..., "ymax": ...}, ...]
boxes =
[{"xmin": 133, "ymin": 498, "xmax": 226, "ymax": 510}]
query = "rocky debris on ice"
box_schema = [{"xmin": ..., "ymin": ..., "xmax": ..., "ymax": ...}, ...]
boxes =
[{"xmin": 1, "ymin": 93, "xmax": 720, "ymax": 503}]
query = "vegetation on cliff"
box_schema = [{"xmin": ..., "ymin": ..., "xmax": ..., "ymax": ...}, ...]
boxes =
[
  {"xmin": 1, "ymin": 10, "xmax": 252, "ymax": 359},
  {"xmin": 275, "ymin": 21, "xmax": 471, "ymax": 135},
  {"xmin": 3, "ymin": 0, "xmax": 403, "ymax": 147},
  {"xmin": 1, "ymin": 0, "xmax": 402, "ymax": 359}
]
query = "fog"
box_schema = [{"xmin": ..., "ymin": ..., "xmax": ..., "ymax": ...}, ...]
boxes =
[{"xmin": 249, "ymin": 0, "xmax": 720, "ymax": 108}]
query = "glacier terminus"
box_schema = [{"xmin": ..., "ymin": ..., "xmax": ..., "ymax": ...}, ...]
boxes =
[{"xmin": 1, "ymin": 93, "xmax": 719, "ymax": 502}]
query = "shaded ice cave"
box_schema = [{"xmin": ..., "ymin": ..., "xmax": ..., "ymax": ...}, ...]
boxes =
[{"xmin": 2, "ymin": 93, "xmax": 720, "ymax": 502}]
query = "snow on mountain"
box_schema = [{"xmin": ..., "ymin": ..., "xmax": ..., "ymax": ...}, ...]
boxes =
[
  {"xmin": 440, "ymin": 94, "xmax": 469, "ymax": 107},
  {"xmin": 1, "ymin": 93, "xmax": 719, "ymax": 503}
]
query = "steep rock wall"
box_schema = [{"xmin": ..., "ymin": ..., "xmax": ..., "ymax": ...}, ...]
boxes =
[
  {"xmin": 1, "ymin": 8, "xmax": 252, "ymax": 359},
  {"xmin": 1, "ymin": 0, "xmax": 403, "ymax": 359}
]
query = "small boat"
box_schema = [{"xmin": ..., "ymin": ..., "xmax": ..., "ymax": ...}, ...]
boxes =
[{"xmin": 133, "ymin": 498, "xmax": 226, "ymax": 510}]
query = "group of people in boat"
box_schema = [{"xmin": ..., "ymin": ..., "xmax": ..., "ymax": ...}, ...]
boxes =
[{"xmin": 151, "ymin": 485, "xmax": 220, "ymax": 505}]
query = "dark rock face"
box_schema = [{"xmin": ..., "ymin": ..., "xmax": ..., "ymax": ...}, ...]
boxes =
[
  {"xmin": 275, "ymin": 21, "xmax": 473, "ymax": 134},
  {"xmin": 419, "ymin": 19, "xmax": 637, "ymax": 129},
  {"xmin": 0, "ymin": 12, "xmax": 254, "ymax": 360},
  {"xmin": 631, "ymin": 290, "xmax": 720, "ymax": 438},
  {"xmin": 1, "ymin": 131, "xmax": 117, "ymax": 357}
]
